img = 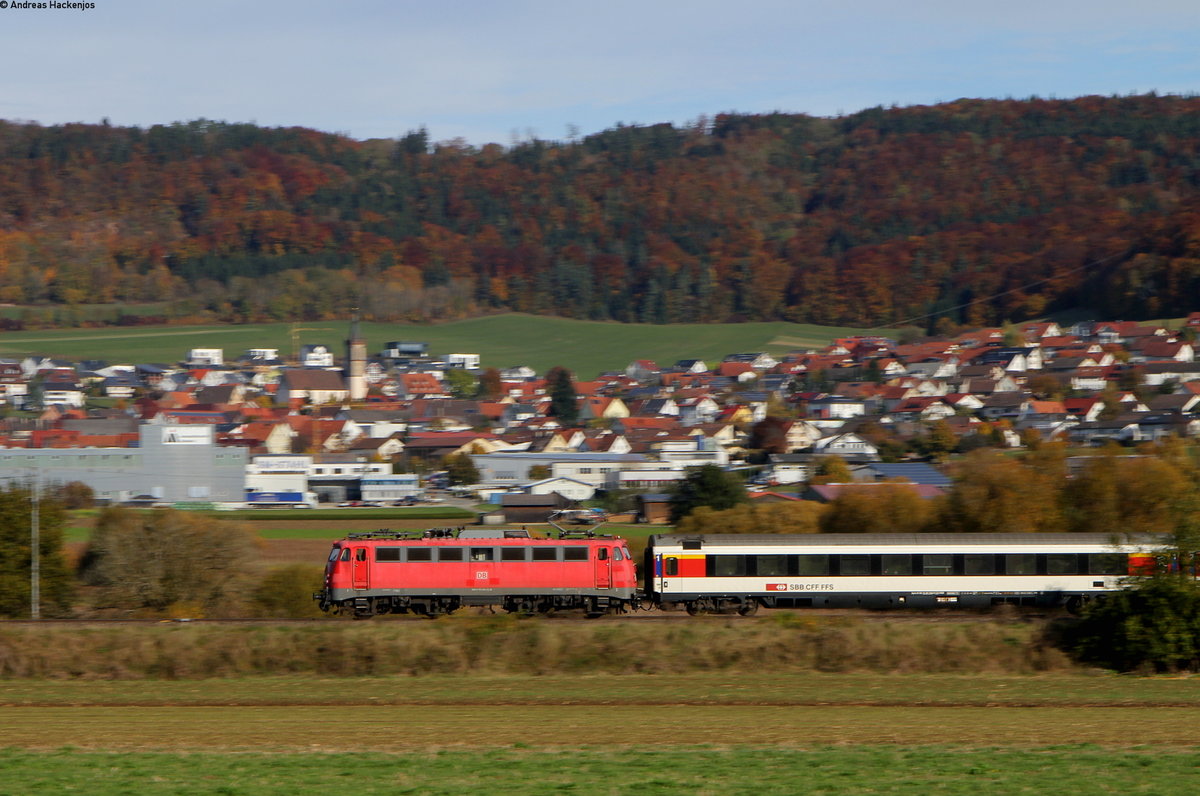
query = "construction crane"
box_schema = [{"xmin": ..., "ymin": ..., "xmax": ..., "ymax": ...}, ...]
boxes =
[{"xmin": 289, "ymin": 324, "xmax": 332, "ymax": 365}]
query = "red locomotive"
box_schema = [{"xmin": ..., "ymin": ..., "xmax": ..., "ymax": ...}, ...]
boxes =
[{"xmin": 316, "ymin": 527, "xmax": 638, "ymax": 618}]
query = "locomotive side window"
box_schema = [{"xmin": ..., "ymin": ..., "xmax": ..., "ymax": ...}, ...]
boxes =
[
  {"xmin": 881, "ymin": 554, "xmax": 912, "ymax": 576},
  {"xmin": 922, "ymin": 554, "xmax": 953, "ymax": 575},
  {"xmin": 563, "ymin": 547, "xmax": 589, "ymax": 562},
  {"xmin": 531, "ymin": 547, "xmax": 558, "ymax": 562},
  {"xmin": 375, "ymin": 547, "xmax": 402, "ymax": 562},
  {"xmin": 796, "ymin": 555, "xmax": 829, "ymax": 576},
  {"xmin": 1088, "ymin": 553, "xmax": 1128, "ymax": 575},
  {"xmin": 501, "ymin": 547, "xmax": 527, "ymax": 561},
  {"xmin": 438, "ymin": 548, "xmax": 464, "ymax": 562},
  {"xmin": 756, "ymin": 555, "xmax": 788, "ymax": 577},
  {"xmin": 471, "ymin": 547, "xmax": 495, "ymax": 562},
  {"xmin": 340, "ymin": 549, "xmax": 352, "ymax": 561},
  {"xmin": 838, "ymin": 555, "xmax": 870, "ymax": 576},
  {"xmin": 1003, "ymin": 553, "xmax": 1036, "ymax": 575},
  {"xmin": 407, "ymin": 548, "xmax": 432, "ymax": 562},
  {"xmin": 1046, "ymin": 554, "xmax": 1077, "ymax": 575},
  {"xmin": 597, "ymin": 548, "xmax": 608, "ymax": 561},
  {"xmin": 612, "ymin": 548, "xmax": 624, "ymax": 561},
  {"xmin": 963, "ymin": 554, "xmax": 993, "ymax": 575},
  {"xmin": 356, "ymin": 549, "xmax": 367, "ymax": 561}
]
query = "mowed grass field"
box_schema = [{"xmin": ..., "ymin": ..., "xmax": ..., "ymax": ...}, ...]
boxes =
[
  {"xmin": 0, "ymin": 313, "xmax": 870, "ymax": 375},
  {"xmin": 2, "ymin": 674, "xmax": 1199, "ymax": 794}
]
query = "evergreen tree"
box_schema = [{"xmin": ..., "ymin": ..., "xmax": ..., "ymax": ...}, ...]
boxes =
[
  {"xmin": 546, "ymin": 366, "xmax": 578, "ymax": 425},
  {"xmin": 668, "ymin": 464, "xmax": 749, "ymax": 523}
]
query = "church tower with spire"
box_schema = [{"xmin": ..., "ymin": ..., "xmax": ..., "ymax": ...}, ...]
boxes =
[{"xmin": 345, "ymin": 312, "xmax": 367, "ymax": 402}]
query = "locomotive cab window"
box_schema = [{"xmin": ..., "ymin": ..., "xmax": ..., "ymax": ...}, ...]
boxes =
[
  {"xmin": 329, "ymin": 548, "xmax": 342, "ymax": 562},
  {"xmin": 471, "ymin": 547, "xmax": 495, "ymax": 562},
  {"xmin": 612, "ymin": 548, "xmax": 624, "ymax": 561},
  {"xmin": 356, "ymin": 549, "xmax": 367, "ymax": 561},
  {"xmin": 597, "ymin": 548, "xmax": 609, "ymax": 561},
  {"xmin": 340, "ymin": 549, "xmax": 352, "ymax": 561}
]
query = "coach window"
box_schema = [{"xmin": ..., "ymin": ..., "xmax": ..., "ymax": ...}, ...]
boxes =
[
  {"xmin": 438, "ymin": 548, "xmax": 464, "ymax": 562},
  {"xmin": 796, "ymin": 555, "xmax": 829, "ymax": 576},
  {"xmin": 1088, "ymin": 553, "xmax": 1128, "ymax": 575},
  {"xmin": 713, "ymin": 555, "xmax": 746, "ymax": 577},
  {"xmin": 375, "ymin": 547, "xmax": 402, "ymax": 562},
  {"xmin": 501, "ymin": 547, "xmax": 528, "ymax": 562},
  {"xmin": 881, "ymin": 554, "xmax": 913, "ymax": 576},
  {"xmin": 756, "ymin": 554, "xmax": 788, "ymax": 577},
  {"xmin": 407, "ymin": 548, "xmax": 432, "ymax": 562},
  {"xmin": 665, "ymin": 557, "xmax": 678, "ymax": 576},
  {"xmin": 1046, "ymin": 554, "xmax": 1077, "ymax": 575},
  {"xmin": 532, "ymin": 547, "xmax": 558, "ymax": 562},
  {"xmin": 564, "ymin": 547, "xmax": 589, "ymax": 562},
  {"xmin": 963, "ymin": 554, "xmax": 993, "ymax": 575},
  {"xmin": 471, "ymin": 547, "xmax": 495, "ymax": 562},
  {"xmin": 838, "ymin": 555, "xmax": 870, "ymax": 576},
  {"xmin": 922, "ymin": 554, "xmax": 953, "ymax": 575},
  {"xmin": 1003, "ymin": 553, "xmax": 1036, "ymax": 575}
]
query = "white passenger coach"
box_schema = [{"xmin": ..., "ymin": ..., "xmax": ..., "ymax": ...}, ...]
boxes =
[{"xmin": 645, "ymin": 533, "xmax": 1166, "ymax": 614}]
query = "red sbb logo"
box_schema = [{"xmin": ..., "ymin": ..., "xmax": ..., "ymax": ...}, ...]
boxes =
[{"xmin": 766, "ymin": 583, "xmax": 788, "ymax": 591}]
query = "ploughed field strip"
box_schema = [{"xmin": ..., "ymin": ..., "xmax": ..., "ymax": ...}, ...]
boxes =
[
  {"xmin": 4, "ymin": 674, "xmax": 1200, "ymax": 708},
  {"xmin": 4, "ymin": 705, "xmax": 1200, "ymax": 750}
]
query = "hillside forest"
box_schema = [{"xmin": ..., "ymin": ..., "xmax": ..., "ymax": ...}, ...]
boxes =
[{"xmin": 3, "ymin": 94, "xmax": 1200, "ymax": 330}]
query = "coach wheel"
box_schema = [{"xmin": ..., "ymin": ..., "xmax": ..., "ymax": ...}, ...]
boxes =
[
  {"xmin": 737, "ymin": 600, "xmax": 760, "ymax": 617},
  {"xmin": 685, "ymin": 602, "xmax": 706, "ymax": 616}
]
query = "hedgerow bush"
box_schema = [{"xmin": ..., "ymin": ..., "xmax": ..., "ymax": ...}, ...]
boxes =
[{"xmin": 1064, "ymin": 577, "xmax": 1200, "ymax": 673}]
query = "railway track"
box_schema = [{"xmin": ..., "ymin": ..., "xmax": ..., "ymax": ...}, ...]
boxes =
[{"xmin": 5, "ymin": 608, "xmax": 1055, "ymax": 626}]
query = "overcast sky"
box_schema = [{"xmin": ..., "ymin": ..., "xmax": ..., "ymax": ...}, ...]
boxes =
[{"xmin": 1, "ymin": 0, "xmax": 1197, "ymax": 145}]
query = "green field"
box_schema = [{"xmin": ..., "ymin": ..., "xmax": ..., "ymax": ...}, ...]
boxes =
[
  {"xmin": 0, "ymin": 747, "xmax": 1194, "ymax": 796},
  {"xmin": 0, "ymin": 314, "xmax": 869, "ymax": 376}
]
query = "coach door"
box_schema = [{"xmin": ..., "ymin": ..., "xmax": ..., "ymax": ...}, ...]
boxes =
[
  {"xmin": 594, "ymin": 546, "xmax": 611, "ymax": 589},
  {"xmin": 352, "ymin": 547, "xmax": 370, "ymax": 589}
]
